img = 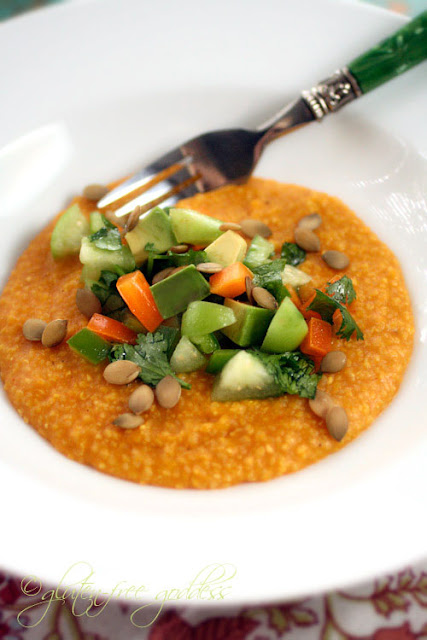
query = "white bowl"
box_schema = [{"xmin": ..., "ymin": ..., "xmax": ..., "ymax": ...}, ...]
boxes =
[{"xmin": 0, "ymin": 0, "xmax": 426, "ymax": 605}]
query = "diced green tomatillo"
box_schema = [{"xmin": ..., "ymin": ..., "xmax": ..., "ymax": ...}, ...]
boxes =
[
  {"xmin": 169, "ymin": 208, "xmax": 224, "ymax": 245},
  {"xmin": 150, "ymin": 265, "xmax": 210, "ymax": 319},
  {"xmin": 190, "ymin": 333, "xmax": 220, "ymax": 354},
  {"xmin": 243, "ymin": 235, "xmax": 275, "ymax": 270},
  {"xmin": 211, "ymin": 350, "xmax": 281, "ymax": 402},
  {"xmin": 79, "ymin": 237, "xmax": 136, "ymax": 282},
  {"xmin": 181, "ymin": 301, "xmax": 236, "ymax": 338},
  {"xmin": 170, "ymin": 336, "xmax": 207, "ymax": 373},
  {"xmin": 261, "ymin": 297, "xmax": 308, "ymax": 353},
  {"xmin": 281, "ymin": 264, "xmax": 312, "ymax": 289},
  {"xmin": 125, "ymin": 207, "xmax": 176, "ymax": 265},
  {"xmin": 221, "ymin": 298, "xmax": 274, "ymax": 347},
  {"xmin": 89, "ymin": 211, "xmax": 106, "ymax": 233},
  {"xmin": 204, "ymin": 230, "xmax": 247, "ymax": 267},
  {"xmin": 67, "ymin": 328, "xmax": 111, "ymax": 364},
  {"xmin": 50, "ymin": 203, "xmax": 90, "ymax": 259},
  {"xmin": 205, "ymin": 349, "xmax": 240, "ymax": 374}
]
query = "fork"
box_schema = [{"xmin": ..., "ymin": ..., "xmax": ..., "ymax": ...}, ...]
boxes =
[{"xmin": 98, "ymin": 11, "xmax": 427, "ymax": 221}]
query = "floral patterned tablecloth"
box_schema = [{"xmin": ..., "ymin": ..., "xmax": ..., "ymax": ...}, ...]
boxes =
[{"xmin": 1, "ymin": 0, "xmax": 426, "ymax": 638}]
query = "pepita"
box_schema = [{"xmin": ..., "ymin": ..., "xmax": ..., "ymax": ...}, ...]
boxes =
[
  {"xmin": 41, "ymin": 319, "xmax": 68, "ymax": 347},
  {"xmin": 23, "ymin": 318, "xmax": 47, "ymax": 342},
  {"xmin": 103, "ymin": 360, "xmax": 141, "ymax": 385}
]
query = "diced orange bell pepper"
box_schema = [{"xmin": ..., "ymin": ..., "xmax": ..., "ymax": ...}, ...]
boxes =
[
  {"xmin": 332, "ymin": 309, "xmax": 343, "ymax": 333},
  {"xmin": 300, "ymin": 292, "xmax": 322, "ymax": 321},
  {"xmin": 87, "ymin": 313, "xmax": 137, "ymax": 345},
  {"xmin": 300, "ymin": 317, "xmax": 333, "ymax": 358},
  {"xmin": 117, "ymin": 271, "xmax": 163, "ymax": 332},
  {"xmin": 209, "ymin": 262, "xmax": 253, "ymax": 298},
  {"xmin": 311, "ymin": 355, "xmax": 324, "ymax": 373},
  {"xmin": 286, "ymin": 284, "xmax": 301, "ymax": 309}
]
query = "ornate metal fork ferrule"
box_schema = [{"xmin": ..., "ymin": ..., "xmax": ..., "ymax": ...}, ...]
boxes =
[{"xmin": 302, "ymin": 67, "xmax": 362, "ymax": 121}]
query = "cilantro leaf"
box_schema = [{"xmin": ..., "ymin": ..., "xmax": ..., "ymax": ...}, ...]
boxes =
[
  {"xmin": 109, "ymin": 330, "xmax": 190, "ymax": 389},
  {"xmin": 90, "ymin": 268, "xmax": 125, "ymax": 306},
  {"xmin": 280, "ymin": 242, "xmax": 306, "ymax": 266},
  {"xmin": 144, "ymin": 243, "xmax": 163, "ymax": 279},
  {"xmin": 89, "ymin": 226, "xmax": 122, "ymax": 251},
  {"xmin": 325, "ymin": 275, "xmax": 356, "ymax": 305},
  {"xmin": 252, "ymin": 350, "xmax": 320, "ymax": 399},
  {"xmin": 99, "ymin": 214, "xmax": 116, "ymax": 230},
  {"xmin": 252, "ymin": 259, "xmax": 290, "ymax": 303},
  {"xmin": 308, "ymin": 290, "xmax": 363, "ymax": 341},
  {"xmin": 165, "ymin": 249, "xmax": 208, "ymax": 268},
  {"xmin": 145, "ymin": 247, "xmax": 209, "ymax": 280}
]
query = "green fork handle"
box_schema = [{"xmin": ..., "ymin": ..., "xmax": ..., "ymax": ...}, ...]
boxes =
[{"xmin": 348, "ymin": 10, "xmax": 427, "ymax": 94}]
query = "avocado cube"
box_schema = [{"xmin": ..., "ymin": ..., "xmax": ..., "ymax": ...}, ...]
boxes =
[
  {"xmin": 125, "ymin": 207, "xmax": 176, "ymax": 265},
  {"xmin": 221, "ymin": 299, "xmax": 274, "ymax": 347},
  {"xmin": 261, "ymin": 297, "xmax": 308, "ymax": 353},
  {"xmin": 150, "ymin": 265, "xmax": 210, "ymax": 319},
  {"xmin": 204, "ymin": 230, "xmax": 247, "ymax": 267}
]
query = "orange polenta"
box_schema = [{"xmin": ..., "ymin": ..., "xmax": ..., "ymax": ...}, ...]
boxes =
[{"xmin": 0, "ymin": 178, "xmax": 414, "ymax": 489}]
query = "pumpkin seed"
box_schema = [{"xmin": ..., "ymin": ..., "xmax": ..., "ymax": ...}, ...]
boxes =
[
  {"xmin": 76, "ymin": 288, "xmax": 102, "ymax": 318},
  {"xmin": 322, "ymin": 250, "xmax": 350, "ymax": 270},
  {"xmin": 155, "ymin": 375, "xmax": 181, "ymax": 409},
  {"xmin": 240, "ymin": 219, "xmax": 272, "ymax": 239},
  {"xmin": 297, "ymin": 213, "xmax": 322, "ymax": 231},
  {"xmin": 196, "ymin": 262, "xmax": 223, "ymax": 274},
  {"xmin": 325, "ymin": 406, "xmax": 349, "ymax": 441},
  {"xmin": 124, "ymin": 205, "xmax": 142, "ymax": 234},
  {"xmin": 113, "ymin": 413, "xmax": 144, "ymax": 429},
  {"xmin": 103, "ymin": 360, "xmax": 141, "ymax": 385},
  {"xmin": 23, "ymin": 318, "xmax": 47, "ymax": 342},
  {"xmin": 128, "ymin": 385, "xmax": 155, "ymax": 414},
  {"xmin": 294, "ymin": 227, "xmax": 321, "ymax": 252},
  {"xmin": 152, "ymin": 267, "xmax": 175, "ymax": 284},
  {"xmin": 308, "ymin": 389, "xmax": 335, "ymax": 419},
  {"xmin": 169, "ymin": 266, "xmax": 187, "ymax": 276},
  {"xmin": 82, "ymin": 183, "xmax": 109, "ymax": 202},
  {"xmin": 219, "ymin": 222, "xmax": 242, "ymax": 232},
  {"xmin": 41, "ymin": 319, "xmax": 68, "ymax": 347},
  {"xmin": 252, "ymin": 286, "xmax": 278, "ymax": 310},
  {"xmin": 170, "ymin": 244, "xmax": 189, "ymax": 254},
  {"xmin": 321, "ymin": 351, "xmax": 347, "ymax": 373},
  {"xmin": 245, "ymin": 276, "xmax": 254, "ymax": 305}
]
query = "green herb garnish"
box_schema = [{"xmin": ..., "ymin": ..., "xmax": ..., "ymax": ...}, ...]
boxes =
[
  {"xmin": 325, "ymin": 275, "xmax": 356, "ymax": 305},
  {"xmin": 280, "ymin": 242, "xmax": 306, "ymax": 266},
  {"xmin": 252, "ymin": 350, "xmax": 320, "ymax": 399},
  {"xmin": 308, "ymin": 290, "xmax": 363, "ymax": 341},
  {"xmin": 89, "ymin": 226, "xmax": 122, "ymax": 251},
  {"xmin": 109, "ymin": 330, "xmax": 190, "ymax": 389},
  {"xmin": 252, "ymin": 259, "xmax": 289, "ymax": 303},
  {"xmin": 91, "ymin": 268, "xmax": 126, "ymax": 306}
]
